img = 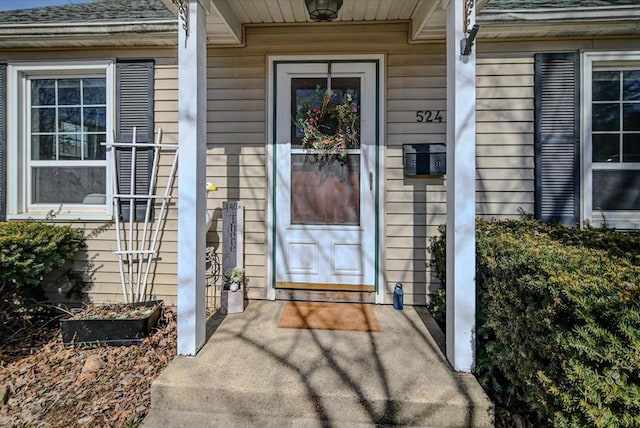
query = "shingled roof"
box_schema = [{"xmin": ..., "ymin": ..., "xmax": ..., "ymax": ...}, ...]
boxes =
[
  {"xmin": 484, "ymin": 0, "xmax": 640, "ymax": 11},
  {"xmin": 478, "ymin": 0, "xmax": 640, "ymax": 39},
  {"xmin": 0, "ymin": 0, "xmax": 174, "ymax": 25},
  {"xmin": 0, "ymin": 0, "xmax": 177, "ymax": 48}
]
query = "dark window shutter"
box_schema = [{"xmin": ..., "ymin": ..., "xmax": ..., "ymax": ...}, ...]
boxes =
[
  {"xmin": 0, "ymin": 64, "xmax": 6, "ymax": 222},
  {"xmin": 116, "ymin": 60, "xmax": 154, "ymax": 221},
  {"xmin": 115, "ymin": 147, "xmax": 154, "ymax": 222},
  {"xmin": 534, "ymin": 52, "xmax": 580, "ymax": 226}
]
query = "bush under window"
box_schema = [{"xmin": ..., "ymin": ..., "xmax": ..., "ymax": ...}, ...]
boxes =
[{"xmin": 0, "ymin": 222, "xmax": 85, "ymax": 341}]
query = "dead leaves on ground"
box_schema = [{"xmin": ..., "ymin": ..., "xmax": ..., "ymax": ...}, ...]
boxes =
[{"xmin": 0, "ymin": 306, "xmax": 176, "ymax": 427}]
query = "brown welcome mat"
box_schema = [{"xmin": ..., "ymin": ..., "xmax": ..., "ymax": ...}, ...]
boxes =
[{"xmin": 278, "ymin": 301, "xmax": 380, "ymax": 332}]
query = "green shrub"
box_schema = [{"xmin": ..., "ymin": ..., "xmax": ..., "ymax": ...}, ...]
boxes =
[
  {"xmin": 430, "ymin": 218, "xmax": 640, "ymax": 427},
  {"xmin": 0, "ymin": 222, "xmax": 85, "ymax": 339},
  {"xmin": 426, "ymin": 287, "xmax": 446, "ymax": 330}
]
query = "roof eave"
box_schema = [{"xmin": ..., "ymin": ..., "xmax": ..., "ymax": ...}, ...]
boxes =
[
  {"xmin": 478, "ymin": 6, "xmax": 640, "ymax": 23},
  {"xmin": 0, "ymin": 22, "xmax": 178, "ymax": 49}
]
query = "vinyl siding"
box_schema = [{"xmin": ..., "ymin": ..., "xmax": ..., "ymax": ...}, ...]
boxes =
[
  {"xmin": 385, "ymin": 48, "xmax": 446, "ymax": 305},
  {"xmin": 4, "ymin": 27, "xmax": 638, "ymax": 306},
  {"xmin": 476, "ymin": 56, "xmax": 536, "ymax": 221},
  {"xmin": 0, "ymin": 47, "xmax": 180, "ymax": 305},
  {"xmin": 475, "ymin": 36, "xmax": 640, "ymax": 224},
  {"xmin": 203, "ymin": 24, "xmax": 451, "ymax": 305},
  {"xmin": 205, "ymin": 49, "xmax": 266, "ymax": 301}
]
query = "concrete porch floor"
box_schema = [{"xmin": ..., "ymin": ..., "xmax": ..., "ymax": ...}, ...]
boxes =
[{"xmin": 143, "ymin": 301, "xmax": 493, "ymax": 427}]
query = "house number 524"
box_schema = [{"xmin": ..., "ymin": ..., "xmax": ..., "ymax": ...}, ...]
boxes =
[{"xmin": 416, "ymin": 110, "xmax": 444, "ymax": 123}]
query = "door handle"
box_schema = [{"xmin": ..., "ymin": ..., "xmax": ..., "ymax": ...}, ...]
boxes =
[{"xmin": 369, "ymin": 171, "xmax": 373, "ymax": 191}]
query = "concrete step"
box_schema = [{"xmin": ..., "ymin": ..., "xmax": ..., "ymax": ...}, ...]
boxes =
[
  {"xmin": 142, "ymin": 408, "xmax": 471, "ymax": 428},
  {"xmin": 146, "ymin": 375, "xmax": 491, "ymax": 427},
  {"xmin": 143, "ymin": 302, "xmax": 493, "ymax": 427}
]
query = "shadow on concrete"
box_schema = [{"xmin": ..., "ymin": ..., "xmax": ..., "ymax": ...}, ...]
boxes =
[{"xmin": 145, "ymin": 301, "xmax": 493, "ymax": 427}]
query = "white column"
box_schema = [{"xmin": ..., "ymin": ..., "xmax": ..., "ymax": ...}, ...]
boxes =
[
  {"xmin": 177, "ymin": 0, "xmax": 207, "ymax": 356},
  {"xmin": 446, "ymin": 0, "xmax": 476, "ymax": 372}
]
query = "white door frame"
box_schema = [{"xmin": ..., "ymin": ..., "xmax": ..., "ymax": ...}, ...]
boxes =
[{"xmin": 266, "ymin": 54, "xmax": 386, "ymax": 304}]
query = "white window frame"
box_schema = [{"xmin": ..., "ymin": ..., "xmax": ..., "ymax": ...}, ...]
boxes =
[
  {"xmin": 582, "ymin": 51, "xmax": 640, "ymax": 229},
  {"xmin": 6, "ymin": 60, "xmax": 115, "ymax": 221}
]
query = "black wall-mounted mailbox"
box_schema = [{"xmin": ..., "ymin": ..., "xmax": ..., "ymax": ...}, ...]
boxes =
[{"xmin": 403, "ymin": 143, "xmax": 446, "ymax": 177}]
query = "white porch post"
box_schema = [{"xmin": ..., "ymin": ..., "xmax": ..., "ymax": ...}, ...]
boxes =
[
  {"xmin": 177, "ymin": 0, "xmax": 208, "ymax": 355},
  {"xmin": 445, "ymin": 0, "xmax": 476, "ymax": 372}
]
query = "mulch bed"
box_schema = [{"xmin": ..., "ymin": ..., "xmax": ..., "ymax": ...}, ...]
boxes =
[
  {"xmin": 0, "ymin": 304, "xmax": 176, "ymax": 427},
  {"xmin": 68, "ymin": 303, "xmax": 159, "ymax": 320}
]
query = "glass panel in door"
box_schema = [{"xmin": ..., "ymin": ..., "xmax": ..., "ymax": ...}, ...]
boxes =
[{"xmin": 290, "ymin": 76, "xmax": 361, "ymax": 225}]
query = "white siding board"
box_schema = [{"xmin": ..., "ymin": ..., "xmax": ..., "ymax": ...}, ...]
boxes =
[
  {"xmin": 388, "ymin": 65, "xmax": 446, "ymax": 77},
  {"xmin": 476, "ymin": 168, "xmax": 533, "ymax": 180},
  {"xmin": 208, "ymin": 78, "xmax": 265, "ymax": 89},
  {"xmin": 477, "ymin": 122, "xmax": 533, "ymax": 134},
  {"xmin": 477, "ymin": 145, "xmax": 534, "ymax": 157},
  {"xmin": 388, "ymin": 88, "xmax": 446, "ymax": 100},
  {"xmin": 477, "ymin": 86, "xmax": 533, "ymax": 99},
  {"xmin": 208, "ymin": 67, "xmax": 265, "ymax": 78},
  {"xmin": 388, "ymin": 52, "xmax": 446, "ymax": 65}
]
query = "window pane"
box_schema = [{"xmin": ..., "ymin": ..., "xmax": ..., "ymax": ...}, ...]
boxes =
[
  {"xmin": 291, "ymin": 154, "xmax": 360, "ymax": 225},
  {"xmin": 593, "ymin": 71, "xmax": 620, "ymax": 101},
  {"xmin": 330, "ymin": 77, "xmax": 360, "ymax": 149},
  {"xmin": 31, "ymin": 108, "xmax": 55, "ymax": 132},
  {"xmin": 592, "ymin": 134, "xmax": 619, "ymax": 162},
  {"xmin": 83, "ymin": 106, "xmax": 106, "ymax": 132},
  {"xmin": 31, "ymin": 79, "xmax": 56, "ymax": 106},
  {"xmin": 593, "ymin": 170, "xmax": 640, "ymax": 210},
  {"xmin": 592, "ymin": 103, "xmax": 620, "ymax": 131},
  {"xmin": 58, "ymin": 79, "xmax": 81, "ymax": 105},
  {"xmin": 58, "ymin": 107, "xmax": 81, "ymax": 131},
  {"xmin": 31, "ymin": 166, "xmax": 105, "ymax": 204},
  {"xmin": 623, "ymin": 103, "xmax": 640, "ymax": 131},
  {"xmin": 31, "ymin": 135, "xmax": 55, "ymax": 160},
  {"xmin": 85, "ymin": 134, "xmax": 106, "ymax": 160},
  {"xmin": 623, "ymin": 134, "xmax": 640, "ymax": 162},
  {"xmin": 58, "ymin": 134, "xmax": 82, "ymax": 160},
  {"xmin": 291, "ymin": 77, "xmax": 361, "ymax": 150},
  {"xmin": 83, "ymin": 78, "xmax": 106, "ymax": 104},
  {"xmin": 623, "ymin": 70, "xmax": 640, "ymax": 101},
  {"xmin": 292, "ymin": 78, "xmax": 327, "ymax": 148}
]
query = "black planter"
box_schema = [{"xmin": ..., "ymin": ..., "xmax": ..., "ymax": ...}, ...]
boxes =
[{"xmin": 60, "ymin": 300, "xmax": 162, "ymax": 346}]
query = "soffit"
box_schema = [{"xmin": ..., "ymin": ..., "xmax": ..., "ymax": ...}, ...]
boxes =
[
  {"xmin": 202, "ymin": 0, "xmax": 640, "ymax": 46},
  {"xmin": 202, "ymin": 0, "xmax": 448, "ymax": 44}
]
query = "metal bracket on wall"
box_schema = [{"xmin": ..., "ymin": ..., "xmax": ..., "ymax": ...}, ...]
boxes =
[
  {"xmin": 461, "ymin": 0, "xmax": 478, "ymax": 56},
  {"xmin": 461, "ymin": 24, "xmax": 479, "ymax": 56}
]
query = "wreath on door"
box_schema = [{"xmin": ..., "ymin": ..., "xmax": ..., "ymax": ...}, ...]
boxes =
[{"xmin": 294, "ymin": 85, "xmax": 359, "ymax": 162}]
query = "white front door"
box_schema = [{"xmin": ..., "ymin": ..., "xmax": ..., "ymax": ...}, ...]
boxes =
[{"xmin": 274, "ymin": 61, "xmax": 378, "ymax": 292}]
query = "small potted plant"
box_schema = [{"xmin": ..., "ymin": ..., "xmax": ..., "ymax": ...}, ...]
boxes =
[{"xmin": 224, "ymin": 267, "xmax": 244, "ymax": 292}]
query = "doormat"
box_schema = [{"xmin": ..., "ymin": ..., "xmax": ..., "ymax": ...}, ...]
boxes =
[{"xmin": 278, "ymin": 301, "xmax": 380, "ymax": 332}]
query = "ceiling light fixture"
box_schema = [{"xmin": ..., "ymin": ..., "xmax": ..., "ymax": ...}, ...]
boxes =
[{"xmin": 305, "ymin": 0, "xmax": 343, "ymax": 22}]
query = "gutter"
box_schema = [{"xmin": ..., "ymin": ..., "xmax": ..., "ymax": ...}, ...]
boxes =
[
  {"xmin": 478, "ymin": 6, "xmax": 640, "ymax": 23},
  {"xmin": 0, "ymin": 18, "xmax": 176, "ymax": 30},
  {"xmin": 0, "ymin": 21, "xmax": 178, "ymax": 47}
]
